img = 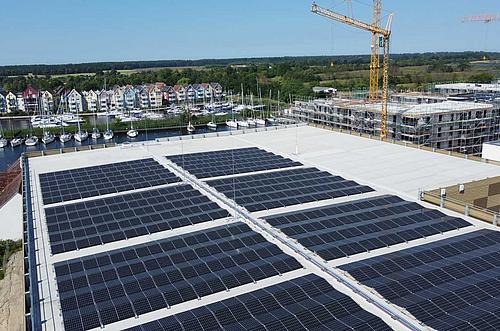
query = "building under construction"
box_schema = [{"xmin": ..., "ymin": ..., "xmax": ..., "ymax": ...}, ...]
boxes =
[{"xmin": 290, "ymin": 97, "xmax": 500, "ymax": 155}]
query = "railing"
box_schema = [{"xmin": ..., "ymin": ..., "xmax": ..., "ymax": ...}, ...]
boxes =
[
  {"xmin": 24, "ymin": 142, "xmax": 116, "ymax": 159},
  {"xmin": 421, "ymin": 190, "xmax": 499, "ymax": 226}
]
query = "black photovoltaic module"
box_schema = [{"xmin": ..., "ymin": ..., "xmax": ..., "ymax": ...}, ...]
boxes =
[
  {"xmin": 39, "ymin": 158, "xmax": 180, "ymax": 204},
  {"xmin": 341, "ymin": 229, "xmax": 500, "ymax": 330},
  {"xmin": 265, "ymin": 195, "xmax": 471, "ymax": 260},
  {"xmin": 54, "ymin": 223, "xmax": 302, "ymax": 331}
]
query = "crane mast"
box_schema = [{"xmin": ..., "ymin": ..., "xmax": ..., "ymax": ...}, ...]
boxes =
[{"xmin": 311, "ymin": 2, "xmax": 393, "ymax": 138}]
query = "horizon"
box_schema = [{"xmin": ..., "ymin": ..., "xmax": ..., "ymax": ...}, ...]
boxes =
[
  {"xmin": 1, "ymin": 0, "xmax": 499, "ymax": 66},
  {"xmin": 0, "ymin": 51, "xmax": 498, "ymax": 68}
]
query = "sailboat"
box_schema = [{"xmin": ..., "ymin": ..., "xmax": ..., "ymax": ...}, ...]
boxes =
[
  {"xmin": 126, "ymin": 106, "xmax": 138, "ymax": 138},
  {"xmin": 74, "ymin": 100, "xmax": 88, "ymax": 142},
  {"xmin": 91, "ymin": 98, "xmax": 101, "ymax": 139},
  {"xmin": 0, "ymin": 120, "xmax": 8, "ymax": 148},
  {"xmin": 267, "ymin": 90, "xmax": 279, "ymax": 125},
  {"xmin": 246, "ymin": 94, "xmax": 257, "ymax": 127},
  {"xmin": 256, "ymin": 89, "xmax": 267, "ymax": 126},
  {"xmin": 58, "ymin": 97, "xmax": 72, "ymax": 143},
  {"xmin": 207, "ymin": 95, "xmax": 217, "ymax": 130},
  {"xmin": 226, "ymin": 92, "xmax": 238, "ymax": 128},
  {"xmin": 41, "ymin": 98, "xmax": 55, "ymax": 145},
  {"xmin": 102, "ymin": 79, "xmax": 113, "ymax": 140},
  {"xmin": 186, "ymin": 106, "xmax": 195, "ymax": 134}
]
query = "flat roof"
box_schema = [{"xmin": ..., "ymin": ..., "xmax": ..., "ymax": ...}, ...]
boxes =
[
  {"xmin": 25, "ymin": 125, "xmax": 500, "ymax": 331},
  {"xmin": 435, "ymin": 82, "xmax": 500, "ymax": 93},
  {"xmin": 302, "ymin": 98, "xmax": 492, "ymax": 116}
]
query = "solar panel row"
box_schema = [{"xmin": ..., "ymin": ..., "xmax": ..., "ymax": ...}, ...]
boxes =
[
  {"xmin": 265, "ymin": 195, "xmax": 471, "ymax": 261},
  {"xmin": 126, "ymin": 274, "xmax": 391, "ymax": 331},
  {"xmin": 39, "ymin": 158, "xmax": 180, "ymax": 205},
  {"xmin": 54, "ymin": 223, "xmax": 303, "ymax": 331},
  {"xmin": 207, "ymin": 168, "xmax": 373, "ymax": 212},
  {"xmin": 45, "ymin": 184, "xmax": 230, "ymax": 254},
  {"xmin": 341, "ymin": 230, "xmax": 500, "ymax": 331},
  {"xmin": 167, "ymin": 147, "xmax": 302, "ymax": 179}
]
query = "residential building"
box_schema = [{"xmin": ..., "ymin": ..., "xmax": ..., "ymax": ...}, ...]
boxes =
[
  {"xmin": 193, "ymin": 84, "xmax": 205, "ymax": 101},
  {"xmin": 210, "ymin": 82, "xmax": 223, "ymax": 99},
  {"xmin": 66, "ymin": 89, "xmax": 84, "ymax": 113},
  {"xmin": 23, "ymin": 86, "xmax": 39, "ymax": 113},
  {"xmin": 0, "ymin": 92, "xmax": 6, "ymax": 113},
  {"xmin": 5, "ymin": 92, "xmax": 18, "ymax": 113},
  {"xmin": 162, "ymin": 86, "xmax": 176, "ymax": 104},
  {"xmin": 185, "ymin": 85, "xmax": 196, "ymax": 102},
  {"xmin": 40, "ymin": 91, "xmax": 55, "ymax": 113},
  {"xmin": 173, "ymin": 85, "xmax": 186, "ymax": 103},
  {"xmin": 124, "ymin": 86, "xmax": 137, "ymax": 110},
  {"xmin": 111, "ymin": 87, "xmax": 125, "ymax": 110},
  {"xmin": 149, "ymin": 85, "xmax": 162, "ymax": 108},
  {"xmin": 138, "ymin": 86, "xmax": 150, "ymax": 109},
  {"xmin": 83, "ymin": 90, "xmax": 99, "ymax": 112},
  {"xmin": 97, "ymin": 90, "xmax": 111, "ymax": 111},
  {"xmin": 16, "ymin": 93, "xmax": 25, "ymax": 112}
]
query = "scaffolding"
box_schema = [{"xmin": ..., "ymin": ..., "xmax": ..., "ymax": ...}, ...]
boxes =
[{"xmin": 291, "ymin": 97, "xmax": 500, "ymax": 156}]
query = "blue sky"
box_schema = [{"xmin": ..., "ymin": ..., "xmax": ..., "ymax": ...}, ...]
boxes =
[{"xmin": 1, "ymin": 0, "xmax": 498, "ymax": 65}]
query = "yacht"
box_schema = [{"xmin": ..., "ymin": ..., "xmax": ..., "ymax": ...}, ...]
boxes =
[
  {"xmin": 127, "ymin": 129, "xmax": 138, "ymax": 138},
  {"xmin": 226, "ymin": 120, "xmax": 238, "ymax": 128},
  {"xmin": 91, "ymin": 128, "xmax": 101, "ymax": 140},
  {"xmin": 207, "ymin": 121, "xmax": 217, "ymax": 130},
  {"xmin": 74, "ymin": 131, "xmax": 88, "ymax": 142},
  {"xmin": 42, "ymin": 132, "xmax": 55, "ymax": 145},
  {"xmin": 25, "ymin": 136, "xmax": 38, "ymax": 147},
  {"xmin": 187, "ymin": 121, "xmax": 196, "ymax": 134},
  {"xmin": 237, "ymin": 120, "xmax": 249, "ymax": 127},
  {"xmin": 74, "ymin": 99, "xmax": 88, "ymax": 142},
  {"xmin": 103, "ymin": 129, "xmax": 114, "ymax": 140},
  {"xmin": 59, "ymin": 132, "xmax": 72, "ymax": 143},
  {"xmin": 11, "ymin": 137, "xmax": 23, "ymax": 147}
]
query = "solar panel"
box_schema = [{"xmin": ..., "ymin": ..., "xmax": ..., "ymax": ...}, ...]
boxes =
[
  {"xmin": 207, "ymin": 167, "xmax": 374, "ymax": 212},
  {"xmin": 54, "ymin": 223, "xmax": 303, "ymax": 331},
  {"xmin": 167, "ymin": 147, "xmax": 302, "ymax": 179},
  {"xmin": 39, "ymin": 158, "xmax": 180, "ymax": 205},
  {"xmin": 340, "ymin": 229, "xmax": 500, "ymax": 330},
  {"xmin": 265, "ymin": 195, "xmax": 471, "ymax": 260},
  {"xmin": 125, "ymin": 273, "xmax": 391, "ymax": 331},
  {"xmin": 45, "ymin": 184, "xmax": 230, "ymax": 254}
]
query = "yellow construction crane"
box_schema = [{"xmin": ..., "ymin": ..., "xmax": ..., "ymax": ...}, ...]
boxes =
[{"xmin": 311, "ymin": 1, "xmax": 393, "ymax": 138}]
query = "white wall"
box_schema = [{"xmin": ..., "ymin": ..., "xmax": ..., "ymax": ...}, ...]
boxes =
[{"xmin": 482, "ymin": 143, "xmax": 500, "ymax": 162}]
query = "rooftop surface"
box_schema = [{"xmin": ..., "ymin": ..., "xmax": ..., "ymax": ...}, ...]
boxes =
[
  {"xmin": 25, "ymin": 125, "xmax": 500, "ymax": 331},
  {"xmin": 435, "ymin": 82, "xmax": 500, "ymax": 93}
]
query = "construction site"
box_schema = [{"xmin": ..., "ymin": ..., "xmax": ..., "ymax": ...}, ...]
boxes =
[
  {"xmin": 287, "ymin": 3, "xmax": 500, "ymax": 156},
  {"xmin": 290, "ymin": 97, "xmax": 500, "ymax": 156}
]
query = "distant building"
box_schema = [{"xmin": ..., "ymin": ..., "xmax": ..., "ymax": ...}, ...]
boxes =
[
  {"xmin": 211, "ymin": 83, "xmax": 223, "ymax": 99},
  {"xmin": 0, "ymin": 92, "xmax": 6, "ymax": 113},
  {"xmin": 66, "ymin": 89, "xmax": 84, "ymax": 113},
  {"xmin": 40, "ymin": 91, "xmax": 55, "ymax": 113},
  {"xmin": 149, "ymin": 85, "xmax": 162, "ymax": 108},
  {"xmin": 97, "ymin": 90, "xmax": 111, "ymax": 111},
  {"xmin": 173, "ymin": 85, "xmax": 186, "ymax": 103},
  {"xmin": 83, "ymin": 90, "xmax": 99, "ymax": 112},
  {"xmin": 435, "ymin": 83, "xmax": 500, "ymax": 95},
  {"xmin": 124, "ymin": 86, "xmax": 137, "ymax": 110},
  {"xmin": 185, "ymin": 84, "xmax": 196, "ymax": 102},
  {"xmin": 23, "ymin": 86, "xmax": 39, "ymax": 113},
  {"xmin": 162, "ymin": 86, "xmax": 176, "ymax": 104},
  {"xmin": 112, "ymin": 87, "xmax": 125, "ymax": 110},
  {"xmin": 5, "ymin": 92, "xmax": 18, "ymax": 113},
  {"xmin": 16, "ymin": 93, "xmax": 25, "ymax": 112}
]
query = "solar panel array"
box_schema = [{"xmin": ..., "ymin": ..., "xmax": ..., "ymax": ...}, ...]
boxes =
[
  {"xmin": 207, "ymin": 168, "xmax": 374, "ymax": 212},
  {"xmin": 54, "ymin": 223, "xmax": 302, "ymax": 331},
  {"xmin": 265, "ymin": 195, "xmax": 471, "ymax": 261},
  {"xmin": 126, "ymin": 274, "xmax": 391, "ymax": 331},
  {"xmin": 341, "ymin": 230, "xmax": 500, "ymax": 330},
  {"xmin": 39, "ymin": 158, "xmax": 180, "ymax": 205},
  {"xmin": 45, "ymin": 184, "xmax": 230, "ymax": 254},
  {"xmin": 167, "ymin": 147, "xmax": 302, "ymax": 179}
]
